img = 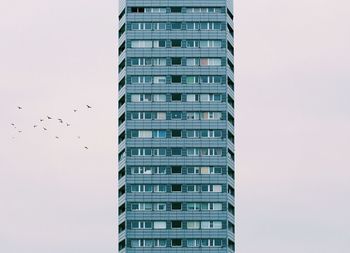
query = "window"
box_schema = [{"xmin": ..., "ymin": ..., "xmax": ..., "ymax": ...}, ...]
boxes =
[
  {"xmin": 187, "ymin": 202, "xmax": 201, "ymax": 210},
  {"xmin": 171, "ymin": 148, "xmax": 182, "ymax": 156},
  {"xmin": 186, "ymin": 112, "xmax": 200, "ymax": 120},
  {"xmin": 187, "ymin": 239, "xmax": 200, "ymax": 247},
  {"xmin": 201, "ymin": 112, "xmax": 222, "ymax": 120},
  {"xmin": 201, "ymin": 203, "xmax": 223, "ymax": 211},
  {"xmin": 200, "ymin": 58, "xmax": 222, "ymax": 66},
  {"xmin": 201, "ymin": 239, "xmax": 222, "ymax": 247},
  {"xmin": 170, "ymin": 7, "xmax": 182, "ymax": 13},
  {"xmin": 154, "ymin": 221, "xmax": 166, "ymax": 229},
  {"xmin": 153, "ymin": 40, "xmax": 166, "ymax": 48},
  {"xmin": 131, "ymin": 22, "xmax": 152, "ymax": 30},
  {"xmin": 153, "ymin": 148, "xmax": 166, "ymax": 156},
  {"xmin": 153, "ymin": 130, "xmax": 166, "ymax": 138},
  {"xmin": 187, "ymin": 185, "xmax": 200, "ymax": 192},
  {"xmin": 186, "ymin": 58, "xmax": 199, "ymax": 66},
  {"xmin": 186, "ymin": 76, "xmax": 199, "ymax": 84},
  {"xmin": 154, "ymin": 167, "xmax": 167, "ymax": 174},
  {"xmin": 131, "ymin": 76, "xmax": 152, "ymax": 84},
  {"xmin": 171, "ymin": 75, "xmax": 181, "ymax": 83},
  {"xmin": 171, "ymin": 239, "xmax": 182, "ymax": 247},
  {"xmin": 200, "ymin": 94, "xmax": 221, "ymax": 102},
  {"xmin": 145, "ymin": 7, "xmax": 166, "ymax": 13},
  {"xmin": 153, "ymin": 76, "xmax": 166, "ymax": 84},
  {"xmin": 201, "ymin": 221, "xmax": 222, "ymax": 229},
  {"xmin": 131, "ymin": 7, "xmax": 144, "ymax": 13},
  {"xmin": 200, "ymin": 22, "xmax": 221, "ymax": 30},
  {"xmin": 171, "ymin": 130, "xmax": 182, "ymax": 138},
  {"xmin": 154, "ymin": 185, "xmax": 167, "ymax": 193},
  {"xmin": 186, "ymin": 22, "xmax": 200, "ymax": 30},
  {"xmin": 153, "ymin": 58, "xmax": 166, "ymax": 66},
  {"xmin": 171, "ymin": 202, "xmax": 182, "ymax": 210},
  {"xmin": 200, "ymin": 75, "xmax": 222, "ymax": 84},
  {"xmin": 213, "ymin": 203, "xmax": 223, "ymax": 210},
  {"xmin": 131, "ymin": 166, "xmax": 152, "ymax": 174},
  {"xmin": 171, "ymin": 184, "xmax": 182, "ymax": 192},
  {"xmin": 202, "ymin": 185, "xmax": 222, "ymax": 192},
  {"xmin": 200, "ymin": 40, "xmax": 222, "ymax": 48},
  {"xmin": 187, "ymin": 148, "xmax": 199, "ymax": 156},
  {"xmin": 131, "ymin": 40, "xmax": 152, "ymax": 48},
  {"xmin": 171, "ymin": 221, "xmax": 182, "ymax": 229},
  {"xmin": 153, "ymin": 23, "xmax": 166, "ymax": 30},
  {"xmin": 131, "ymin": 221, "xmax": 152, "ymax": 229},
  {"xmin": 171, "ymin": 22, "xmax": 182, "ymax": 30},
  {"xmin": 187, "ymin": 167, "xmax": 200, "ymax": 174},
  {"xmin": 171, "ymin": 93, "xmax": 181, "ymax": 101},
  {"xmin": 138, "ymin": 130, "xmax": 152, "ymax": 138},
  {"xmin": 154, "ymin": 239, "xmax": 167, "ymax": 247},
  {"xmin": 171, "ymin": 111, "xmax": 182, "ymax": 119},
  {"xmin": 187, "ymin": 221, "xmax": 200, "ymax": 229},
  {"xmin": 171, "ymin": 57, "xmax": 182, "ymax": 65},
  {"xmin": 154, "ymin": 203, "xmax": 167, "ymax": 211},
  {"xmin": 153, "ymin": 94, "xmax": 166, "ymax": 102},
  {"xmin": 186, "ymin": 94, "xmax": 199, "ymax": 102},
  {"xmin": 155, "ymin": 112, "xmax": 166, "ymax": 120},
  {"xmin": 171, "ymin": 40, "xmax": 182, "ymax": 47},
  {"xmin": 171, "ymin": 166, "xmax": 182, "ymax": 174},
  {"xmin": 186, "ymin": 40, "xmax": 199, "ymax": 48},
  {"xmin": 131, "ymin": 112, "xmax": 152, "ymax": 120}
]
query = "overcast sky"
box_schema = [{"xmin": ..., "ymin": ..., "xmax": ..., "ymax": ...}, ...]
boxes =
[{"xmin": 0, "ymin": 0, "xmax": 350, "ymax": 252}]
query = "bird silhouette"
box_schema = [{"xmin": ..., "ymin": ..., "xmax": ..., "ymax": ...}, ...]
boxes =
[
  {"xmin": 77, "ymin": 136, "xmax": 81, "ymax": 139},
  {"xmin": 84, "ymin": 146, "xmax": 88, "ymax": 150},
  {"xmin": 11, "ymin": 123, "xmax": 15, "ymax": 126},
  {"xmin": 73, "ymin": 109, "xmax": 78, "ymax": 112},
  {"xmin": 33, "ymin": 125, "xmax": 38, "ymax": 128},
  {"xmin": 43, "ymin": 127, "xmax": 47, "ymax": 131},
  {"xmin": 40, "ymin": 119, "xmax": 44, "ymax": 122},
  {"xmin": 18, "ymin": 130, "xmax": 22, "ymax": 133},
  {"xmin": 47, "ymin": 116, "xmax": 52, "ymax": 119},
  {"xmin": 86, "ymin": 105, "xmax": 92, "ymax": 109},
  {"xmin": 55, "ymin": 136, "xmax": 59, "ymax": 139},
  {"xmin": 66, "ymin": 123, "xmax": 70, "ymax": 127},
  {"xmin": 17, "ymin": 106, "xmax": 22, "ymax": 109}
]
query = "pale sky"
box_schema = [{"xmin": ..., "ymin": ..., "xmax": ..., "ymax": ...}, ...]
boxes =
[{"xmin": 1, "ymin": 0, "xmax": 350, "ymax": 252}]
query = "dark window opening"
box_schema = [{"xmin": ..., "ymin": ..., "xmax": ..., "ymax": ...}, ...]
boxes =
[
  {"xmin": 171, "ymin": 239, "xmax": 182, "ymax": 247},
  {"xmin": 118, "ymin": 77, "xmax": 125, "ymax": 91},
  {"xmin": 171, "ymin": 40, "xmax": 182, "ymax": 47},
  {"xmin": 228, "ymin": 77, "xmax": 234, "ymax": 90},
  {"xmin": 228, "ymin": 132, "xmax": 234, "ymax": 144},
  {"xmin": 118, "ymin": 166, "xmax": 125, "ymax": 180},
  {"xmin": 118, "ymin": 113, "xmax": 125, "ymax": 126},
  {"xmin": 131, "ymin": 7, "xmax": 144, "ymax": 13},
  {"xmin": 172, "ymin": 184, "xmax": 182, "ymax": 192},
  {"xmin": 118, "ymin": 185, "xmax": 125, "ymax": 197},
  {"xmin": 228, "ymin": 95, "xmax": 234, "ymax": 108},
  {"xmin": 170, "ymin": 7, "xmax": 182, "ymax": 13},
  {"xmin": 118, "ymin": 24, "xmax": 125, "ymax": 38},
  {"xmin": 118, "ymin": 42, "xmax": 125, "ymax": 56},
  {"xmin": 118, "ymin": 59, "xmax": 125, "ymax": 72},
  {"xmin": 228, "ymin": 41, "xmax": 234, "ymax": 55},
  {"xmin": 227, "ymin": 23, "xmax": 234, "ymax": 37},
  {"xmin": 171, "ymin": 93, "xmax": 181, "ymax": 101},
  {"xmin": 171, "ymin": 75, "xmax": 181, "ymax": 83},
  {"xmin": 118, "ymin": 204, "xmax": 125, "ymax": 216},
  {"xmin": 119, "ymin": 239, "xmax": 125, "ymax": 250},
  {"xmin": 171, "ymin": 202, "xmax": 182, "ymax": 210},
  {"xmin": 119, "ymin": 9, "xmax": 125, "ymax": 20},
  {"xmin": 171, "ymin": 220, "xmax": 182, "ymax": 229},
  {"xmin": 171, "ymin": 166, "xmax": 182, "ymax": 174},
  {"xmin": 118, "ymin": 95, "xmax": 125, "ymax": 108},
  {"xmin": 227, "ymin": 8, "xmax": 233, "ymax": 20},
  {"xmin": 228, "ymin": 166, "xmax": 235, "ymax": 179},
  {"xmin": 171, "ymin": 130, "xmax": 182, "ymax": 138},
  {"xmin": 118, "ymin": 221, "xmax": 125, "ymax": 233},
  {"xmin": 171, "ymin": 148, "xmax": 182, "ymax": 156},
  {"xmin": 228, "ymin": 59, "xmax": 234, "ymax": 72},
  {"xmin": 171, "ymin": 57, "xmax": 182, "ymax": 65},
  {"xmin": 118, "ymin": 131, "xmax": 125, "ymax": 144}
]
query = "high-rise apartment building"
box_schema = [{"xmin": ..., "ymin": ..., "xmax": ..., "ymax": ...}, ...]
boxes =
[{"xmin": 118, "ymin": 1, "xmax": 234, "ymax": 252}]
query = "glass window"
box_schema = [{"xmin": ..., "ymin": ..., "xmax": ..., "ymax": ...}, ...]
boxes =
[
  {"xmin": 171, "ymin": 148, "xmax": 182, "ymax": 156},
  {"xmin": 154, "ymin": 221, "xmax": 166, "ymax": 229},
  {"xmin": 171, "ymin": 93, "xmax": 181, "ymax": 101},
  {"xmin": 154, "ymin": 185, "xmax": 166, "ymax": 192},
  {"xmin": 154, "ymin": 167, "xmax": 167, "ymax": 174},
  {"xmin": 171, "ymin": 130, "xmax": 182, "ymax": 137},
  {"xmin": 154, "ymin": 203, "xmax": 167, "ymax": 211},
  {"xmin": 186, "ymin": 112, "xmax": 200, "ymax": 120},
  {"xmin": 187, "ymin": 185, "xmax": 200, "ymax": 192},
  {"xmin": 171, "ymin": 184, "xmax": 182, "ymax": 192},
  {"xmin": 187, "ymin": 167, "xmax": 200, "ymax": 174},
  {"xmin": 186, "ymin": 94, "xmax": 198, "ymax": 102},
  {"xmin": 187, "ymin": 202, "xmax": 201, "ymax": 210},
  {"xmin": 186, "ymin": 22, "xmax": 200, "ymax": 30},
  {"xmin": 153, "ymin": 130, "xmax": 166, "ymax": 138},
  {"xmin": 187, "ymin": 148, "xmax": 199, "ymax": 156},
  {"xmin": 171, "ymin": 22, "xmax": 182, "ymax": 30},
  {"xmin": 187, "ymin": 239, "xmax": 200, "ymax": 247},
  {"xmin": 153, "ymin": 23, "xmax": 166, "ymax": 30},
  {"xmin": 186, "ymin": 76, "xmax": 199, "ymax": 84},
  {"xmin": 187, "ymin": 221, "xmax": 200, "ymax": 229},
  {"xmin": 131, "ymin": 40, "xmax": 152, "ymax": 48},
  {"xmin": 186, "ymin": 40, "xmax": 199, "ymax": 48},
  {"xmin": 171, "ymin": 57, "xmax": 182, "ymax": 65},
  {"xmin": 200, "ymin": 167, "xmax": 210, "ymax": 174},
  {"xmin": 170, "ymin": 7, "xmax": 182, "ymax": 13},
  {"xmin": 171, "ymin": 239, "xmax": 182, "ymax": 247},
  {"xmin": 153, "ymin": 58, "xmax": 166, "ymax": 66},
  {"xmin": 155, "ymin": 239, "xmax": 167, "ymax": 247},
  {"xmin": 155, "ymin": 112, "xmax": 166, "ymax": 120},
  {"xmin": 139, "ymin": 130, "xmax": 152, "ymax": 138},
  {"xmin": 171, "ymin": 111, "xmax": 182, "ymax": 119},
  {"xmin": 145, "ymin": 8, "xmax": 166, "ymax": 13},
  {"xmin": 213, "ymin": 185, "xmax": 222, "ymax": 192},
  {"xmin": 186, "ymin": 58, "xmax": 199, "ymax": 66},
  {"xmin": 171, "ymin": 202, "xmax": 182, "ymax": 210},
  {"xmin": 171, "ymin": 221, "xmax": 182, "ymax": 229},
  {"xmin": 213, "ymin": 203, "xmax": 223, "ymax": 210},
  {"xmin": 171, "ymin": 40, "xmax": 182, "ymax": 47},
  {"xmin": 153, "ymin": 94, "xmax": 166, "ymax": 102},
  {"xmin": 153, "ymin": 76, "xmax": 166, "ymax": 84}
]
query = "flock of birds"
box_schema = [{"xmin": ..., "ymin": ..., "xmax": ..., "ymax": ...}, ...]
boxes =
[{"xmin": 10, "ymin": 105, "xmax": 93, "ymax": 150}]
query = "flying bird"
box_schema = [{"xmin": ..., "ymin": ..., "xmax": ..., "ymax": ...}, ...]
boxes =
[
  {"xmin": 40, "ymin": 119, "xmax": 44, "ymax": 122},
  {"xmin": 17, "ymin": 106, "xmax": 22, "ymax": 109},
  {"xmin": 58, "ymin": 119, "xmax": 63, "ymax": 123},
  {"xmin": 43, "ymin": 127, "xmax": 47, "ymax": 131},
  {"xmin": 77, "ymin": 136, "xmax": 81, "ymax": 139},
  {"xmin": 55, "ymin": 136, "xmax": 59, "ymax": 139},
  {"xmin": 73, "ymin": 109, "xmax": 78, "ymax": 112},
  {"xmin": 11, "ymin": 123, "xmax": 15, "ymax": 126},
  {"xmin": 66, "ymin": 123, "xmax": 70, "ymax": 127},
  {"xmin": 33, "ymin": 125, "xmax": 37, "ymax": 128},
  {"xmin": 84, "ymin": 146, "xmax": 88, "ymax": 150},
  {"xmin": 18, "ymin": 130, "xmax": 22, "ymax": 133},
  {"xmin": 47, "ymin": 116, "xmax": 52, "ymax": 119},
  {"xmin": 86, "ymin": 105, "xmax": 92, "ymax": 109}
]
